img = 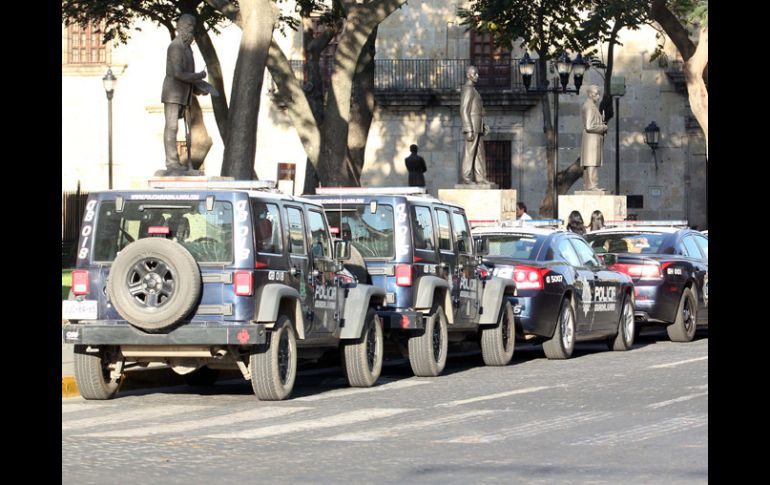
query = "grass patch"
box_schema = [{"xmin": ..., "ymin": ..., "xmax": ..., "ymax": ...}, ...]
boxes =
[{"xmin": 62, "ymin": 269, "xmax": 72, "ymax": 300}]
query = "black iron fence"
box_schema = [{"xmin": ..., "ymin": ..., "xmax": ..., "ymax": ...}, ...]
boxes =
[
  {"xmin": 62, "ymin": 189, "xmax": 89, "ymax": 267},
  {"xmin": 287, "ymin": 58, "xmax": 538, "ymax": 92}
]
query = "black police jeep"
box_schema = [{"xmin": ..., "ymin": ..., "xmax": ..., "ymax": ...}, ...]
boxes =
[
  {"xmin": 62, "ymin": 180, "xmax": 386, "ymax": 401},
  {"xmin": 306, "ymin": 187, "xmax": 517, "ymax": 377}
]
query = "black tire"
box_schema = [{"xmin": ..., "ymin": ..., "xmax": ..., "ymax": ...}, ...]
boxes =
[
  {"xmin": 408, "ymin": 304, "xmax": 449, "ymax": 377},
  {"xmin": 341, "ymin": 309, "xmax": 384, "ymax": 387},
  {"xmin": 667, "ymin": 287, "xmax": 697, "ymax": 342},
  {"xmin": 481, "ymin": 301, "xmax": 515, "ymax": 366},
  {"xmin": 184, "ymin": 366, "xmax": 220, "ymax": 387},
  {"xmin": 345, "ymin": 245, "xmax": 369, "ymax": 284},
  {"xmin": 543, "ymin": 299, "xmax": 576, "ymax": 359},
  {"xmin": 108, "ymin": 238, "xmax": 201, "ymax": 332},
  {"xmin": 250, "ymin": 315, "xmax": 297, "ymax": 400},
  {"xmin": 609, "ymin": 295, "xmax": 635, "ymax": 351},
  {"xmin": 74, "ymin": 345, "xmax": 121, "ymax": 400}
]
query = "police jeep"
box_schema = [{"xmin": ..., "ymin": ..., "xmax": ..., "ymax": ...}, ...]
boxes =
[
  {"xmin": 306, "ymin": 187, "xmax": 517, "ymax": 377},
  {"xmin": 62, "ymin": 180, "xmax": 386, "ymax": 401}
]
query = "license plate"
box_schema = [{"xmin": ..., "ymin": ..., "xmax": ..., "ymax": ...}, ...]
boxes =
[{"xmin": 62, "ymin": 300, "xmax": 98, "ymax": 320}]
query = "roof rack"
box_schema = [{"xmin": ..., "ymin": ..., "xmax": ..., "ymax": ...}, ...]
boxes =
[
  {"xmin": 315, "ymin": 186, "xmax": 427, "ymax": 196},
  {"xmin": 604, "ymin": 220, "xmax": 689, "ymax": 228},
  {"xmin": 147, "ymin": 178, "xmax": 277, "ymax": 191},
  {"xmin": 470, "ymin": 218, "xmax": 563, "ymax": 229}
]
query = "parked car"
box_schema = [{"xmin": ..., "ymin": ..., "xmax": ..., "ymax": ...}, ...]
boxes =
[
  {"xmin": 585, "ymin": 224, "xmax": 708, "ymax": 342},
  {"xmin": 306, "ymin": 187, "xmax": 517, "ymax": 376},
  {"xmin": 62, "ymin": 180, "xmax": 386, "ymax": 401},
  {"xmin": 472, "ymin": 222, "xmax": 636, "ymax": 359}
]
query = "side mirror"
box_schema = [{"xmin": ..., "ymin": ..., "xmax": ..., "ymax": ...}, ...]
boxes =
[
  {"xmin": 475, "ymin": 237, "xmax": 489, "ymax": 256},
  {"xmin": 334, "ymin": 239, "xmax": 351, "ymax": 261},
  {"xmin": 335, "ymin": 267, "xmax": 358, "ymax": 288},
  {"xmin": 598, "ymin": 253, "xmax": 617, "ymax": 266}
]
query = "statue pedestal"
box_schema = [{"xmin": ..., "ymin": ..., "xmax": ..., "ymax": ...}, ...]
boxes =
[
  {"xmin": 438, "ymin": 188, "xmax": 516, "ymax": 222},
  {"xmin": 128, "ymin": 175, "xmax": 234, "ymax": 189},
  {"xmin": 558, "ymin": 194, "xmax": 627, "ymax": 227}
]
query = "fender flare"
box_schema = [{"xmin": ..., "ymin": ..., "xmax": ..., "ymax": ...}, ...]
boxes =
[
  {"xmin": 255, "ymin": 284, "xmax": 306, "ymax": 340},
  {"xmin": 414, "ymin": 275, "xmax": 454, "ymax": 322},
  {"xmin": 478, "ymin": 276, "xmax": 517, "ymax": 325},
  {"xmin": 340, "ymin": 284, "xmax": 386, "ymax": 339}
]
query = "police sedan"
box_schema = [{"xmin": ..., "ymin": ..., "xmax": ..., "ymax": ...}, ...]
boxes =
[
  {"xmin": 472, "ymin": 222, "xmax": 635, "ymax": 359},
  {"xmin": 585, "ymin": 223, "xmax": 708, "ymax": 342}
]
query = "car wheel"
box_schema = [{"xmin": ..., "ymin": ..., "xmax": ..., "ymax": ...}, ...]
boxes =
[
  {"xmin": 108, "ymin": 238, "xmax": 201, "ymax": 332},
  {"xmin": 480, "ymin": 300, "xmax": 515, "ymax": 366},
  {"xmin": 408, "ymin": 304, "xmax": 449, "ymax": 377},
  {"xmin": 341, "ymin": 308, "xmax": 384, "ymax": 387},
  {"xmin": 543, "ymin": 299, "xmax": 575, "ymax": 359},
  {"xmin": 609, "ymin": 295, "xmax": 635, "ymax": 351},
  {"xmin": 74, "ymin": 345, "xmax": 121, "ymax": 400},
  {"xmin": 666, "ymin": 287, "xmax": 697, "ymax": 342},
  {"xmin": 250, "ymin": 315, "xmax": 297, "ymax": 400}
]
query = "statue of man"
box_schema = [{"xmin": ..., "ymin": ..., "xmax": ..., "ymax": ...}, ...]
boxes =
[
  {"xmin": 460, "ymin": 65, "xmax": 491, "ymax": 185},
  {"xmin": 161, "ymin": 14, "xmax": 217, "ymax": 175},
  {"xmin": 404, "ymin": 144, "xmax": 427, "ymax": 187},
  {"xmin": 581, "ymin": 84, "xmax": 608, "ymax": 191}
]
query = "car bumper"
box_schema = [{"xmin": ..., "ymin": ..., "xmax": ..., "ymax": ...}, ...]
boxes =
[
  {"xmin": 62, "ymin": 321, "xmax": 267, "ymax": 346},
  {"xmin": 507, "ymin": 293, "xmax": 562, "ymax": 338},
  {"xmin": 376, "ymin": 310, "xmax": 424, "ymax": 331},
  {"xmin": 633, "ymin": 281, "xmax": 681, "ymax": 324}
]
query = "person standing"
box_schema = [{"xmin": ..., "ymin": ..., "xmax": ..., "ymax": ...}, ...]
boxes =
[
  {"xmin": 589, "ymin": 210, "xmax": 605, "ymax": 232},
  {"xmin": 566, "ymin": 210, "xmax": 587, "ymax": 235},
  {"xmin": 516, "ymin": 202, "xmax": 532, "ymax": 221},
  {"xmin": 580, "ymin": 85, "xmax": 608, "ymax": 191},
  {"xmin": 404, "ymin": 144, "xmax": 427, "ymax": 187},
  {"xmin": 459, "ymin": 66, "xmax": 491, "ymax": 185}
]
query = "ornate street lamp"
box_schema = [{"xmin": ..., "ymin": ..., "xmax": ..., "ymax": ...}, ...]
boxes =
[
  {"xmin": 102, "ymin": 68, "xmax": 116, "ymax": 190},
  {"xmin": 644, "ymin": 121, "xmax": 661, "ymax": 169}
]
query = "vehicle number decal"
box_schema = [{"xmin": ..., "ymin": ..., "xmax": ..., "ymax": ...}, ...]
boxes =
[
  {"xmin": 268, "ymin": 271, "xmax": 286, "ymax": 282},
  {"xmin": 545, "ymin": 275, "xmax": 563, "ymax": 284},
  {"xmin": 78, "ymin": 200, "xmax": 97, "ymax": 260},
  {"xmin": 395, "ymin": 203, "xmax": 410, "ymax": 257},
  {"xmin": 667, "ymin": 267, "xmax": 682, "ymax": 275}
]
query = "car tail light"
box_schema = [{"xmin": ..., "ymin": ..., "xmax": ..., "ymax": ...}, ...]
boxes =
[
  {"xmin": 395, "ymin": 264, "xmax": 412, "ymax": 286},
  {"xmin": 609, "ymin": 263, "xmax": 662, "ymax": 279},
  {"xmin": 71, "ymin": 270, "xmax": 90, "ymax": 295},
  {"xmin": 147, "ymin": 226, "xmax": 170, "ymax": 235},
  {"xmin": 255, "ymin": 261, "xmax": 268, "ymax": 269},
  {"xmin": 234, "ymin": 271, "xmax": 253, "ymax": 296},
  {"xmin": 512, "ymin": 266, "xmax": 548, "ymax": 290}
]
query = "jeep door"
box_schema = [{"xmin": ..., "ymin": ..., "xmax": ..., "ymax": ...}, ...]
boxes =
[
  {"xmin": 434, "ymin": 208, "xmax": 458, "ymax": 322},
  {"xmin": 305, "ymin": 208, "xmax": 338, "ymax": 334},
  {"xmin": 285, "ymin": 205, "xmax": 314, "ymax": 336},
  {"xmin": 451, "ymin": 210, "xmax": 480, "ymax": 324},
  {"xmin": 411, "ymin": 204, "xmax": 440, "ymax": 286}
]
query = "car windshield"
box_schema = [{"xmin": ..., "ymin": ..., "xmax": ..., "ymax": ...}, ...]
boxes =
[
  {"xmin": 478, "ymin": 233, "xmax": 544, "ymax": 260},
  {"xmin": 93, "ymin": 200, "xmax": 234, "ymax": 263},
  {"xmin": 586, "ymin": 232, "xmax": 669, "ymax": 254},
  {"xmin": 325, "ymin": 205, "xmax": 395, "ymax": 259}
]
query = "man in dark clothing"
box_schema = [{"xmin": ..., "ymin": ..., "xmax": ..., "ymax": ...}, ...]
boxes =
[{"xmin": 404, "ymin": 144, "xmax": 427, "ymax": 187}]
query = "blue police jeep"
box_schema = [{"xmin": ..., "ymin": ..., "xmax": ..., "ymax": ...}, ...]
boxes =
[
  {"xmin": 62, "ymin": 180, "xmax": 385, "ymax": 401},
  {"xmin": 306, "ymin": 187, "xmax": 517, "ymax": 377}
]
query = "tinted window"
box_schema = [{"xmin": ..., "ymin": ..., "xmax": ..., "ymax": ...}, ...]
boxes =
[
  {"xmin": 412, "ymin": 206, "xmax": 435, "ymax": 251},
  {"xmin": 480, "ymin": 233, "xmax": 543, "ymax": 260},
  {"xmin": 324, "ymin": 204, "xmax": 395, "ymax": 259},
  {"xmin": 436, "ymin": 209, "xmax": 452, "ymax": 251},
  {"xmin": 286, "ymin": 207, "xmax": 307, "ymax": 255},
  {"xmin": 451, "ymin": 211, "xmax": 473, "ymax": 254},
  {"xmin": 693, "ymin": 234, "xmax": 709, "ymax": 260},
  {"xmin": 557, "ymin": 238, "xmax": 581, "ymax": 266},
  {"xmin": 586, "ymin": 232, "xmax": 668, "ymax": 254},
  {"xmin": 94, "ymin": 200, "xmax": 233, "ymax": 263},
  {"xmin": 680, "ymin": 235, "xmax": 702, "ymax": 259},
  {"xmin": 251, "ymin": 201, "xmax": 282, "ymax": 254},
  {"xmin": 570, "ymin": 238, "xmax": 601, "ymax": 267},
  {"xmin": 307, "ymin": 210, "xmax": 332, "ymax": 258}
]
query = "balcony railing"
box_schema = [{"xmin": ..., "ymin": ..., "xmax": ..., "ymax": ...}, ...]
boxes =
[{"xmin": 288, "ymin": 58, "xmax": 540, "ymax": 92}]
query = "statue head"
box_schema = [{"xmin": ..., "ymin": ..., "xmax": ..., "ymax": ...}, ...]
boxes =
[
  {"xmin": 586, "ymin": 85, "xmax": 601, "ymax": 103},
  {"xmin": 466, "ymin": 65, "xmax": 479, "ymax": 84},
  {"xmin": 177, "ymin": 14, "xmax": 196, "ymax": 45}
]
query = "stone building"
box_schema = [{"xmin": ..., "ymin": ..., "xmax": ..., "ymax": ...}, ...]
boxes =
[{"xmin": 61, "ymin": 1, "xmax": 707, "ymax": 227}]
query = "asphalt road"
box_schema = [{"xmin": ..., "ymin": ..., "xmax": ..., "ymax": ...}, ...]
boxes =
[{"xmin": 62, "ymin": 329, "xmax": 708, "ymax": 484}]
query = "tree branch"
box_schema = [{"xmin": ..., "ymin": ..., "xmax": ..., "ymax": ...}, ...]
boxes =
[
  {"xmin": 650, "ymin": 0, "xmax": 695, "ymax": 61},
  {"xmin": 204, "ymin": 0, "xmax": 242, "ymax": 27}
]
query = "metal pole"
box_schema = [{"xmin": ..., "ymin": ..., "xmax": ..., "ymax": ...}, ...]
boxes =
[
  {"xmin": 614, "ymin": 96, "xmax": 619, "ymax": 195},
  {"xmin": 553, "ymin": 84, "xmax": 559, "ymax": 218},
  {"xmin": 107, "ymin": 91, "xmax": 113, "ymax": 190}
]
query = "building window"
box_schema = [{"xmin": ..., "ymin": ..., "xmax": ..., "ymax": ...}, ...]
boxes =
[
  {"xmin": 67, "ymin": 22, "xmax": 108, "ymax": 65},
  {"xmin": 470, "ymin": 30, "xmax": 511, "ymax": 88},
  {"xmin": 484, "ymin": 140, "xmax": 511, "ymax": 189}
]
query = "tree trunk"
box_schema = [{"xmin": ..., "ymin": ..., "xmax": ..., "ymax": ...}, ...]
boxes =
[
  {"xmin": 346, "ymin": 26, "xmax": 378, "ymax": 184},
  {"xmin": 556, "ymin": 158, "xmax": 583, "ymax": 195},
  {"xmin": 599, "ymin": 23, "xmax": 621, "ymax": 122},
  {"xmin": 220, "ymin": 0, "xmax": 276, "ymax": 179},
  {"xmin": 536, "ymin": 55, "xmax": 556, "ymax": 218},
  {"xmin": 684, "ymin": 25, "xmax": 708, "ymax": 159},
  {"xmin": 194, "ymin": 28, "xmax": 228, "ymax": 142}
]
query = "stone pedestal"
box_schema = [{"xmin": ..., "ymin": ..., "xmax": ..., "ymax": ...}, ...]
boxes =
[
  {"xmin": 558, "ymin": 194, "xmax": 627, "ymax": 227},
  {"xmin": 128, "ymin": 175, "xmax": 234, "ymax": 189},
  {"xmin": 438, "ymin": 188, "xmax": 517, "ymax": 222}
]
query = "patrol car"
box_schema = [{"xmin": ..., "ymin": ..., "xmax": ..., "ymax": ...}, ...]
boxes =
[
  {"xmin": 306, "ymin": 187, "xmax": 517, "ymax": 377},
  {"xmin": 62, "ymin": 180, "xmax": 386, "ymax": 401},
  {"xmin": 472, "ymin": 220, "xmax": 636, "ymax": 359},
  {"xmin": 585, "ymin": 221, "xmax": 708, "ymax": 342}
]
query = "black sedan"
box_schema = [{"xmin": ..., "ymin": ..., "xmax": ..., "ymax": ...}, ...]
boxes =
[
  {"xmin": 473, "ymin": 225, "xmax": 635, "ymax": 359},
  {"xmin": 585, "ymin": 225, "xmax": 708, "ymax": 342}
]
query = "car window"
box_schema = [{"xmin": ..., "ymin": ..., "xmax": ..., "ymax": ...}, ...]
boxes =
[
  {"xmin": 251, "ymin": 201, "xmax": 282, "ymax": 254},
  {"xmin": 586, "ymin": 232, "xmax": 667, "ymax": 254},
  {"xmin": 435, "ymin": 209, "xmax": 452, "ymax": 251},
  {"xmin": 451, "ymin": 211, "xmax": 473, "ymax": 254},
  {"xmin": 680, "ymin": 235, "xmax": 702, "ymax": 259},
  {"xmin": 480, "ymin": 233, "xmax": 543, "ymax": 260},
  {"xmin": 412, "ymin": 205, "xmax": 435, "ymax": 251},
  {"xmin": 569, "ymin": 238, "xmax": 601, "ymax": 268},
  {"xmin": 693, "ymin": 234, "xmax": 709, "ymax": 260},
  {"xmin": 324, "ymin": 204, "xmax": 395, "ymax": 259},
  {"xmin": 286, "ymin": 206, "xmax": 307, "ymax": 255},
  {"xmin": 307, "ymin": 210, "xmax": 332, "ymax": 258},
  {"xmin": 557, "ymin": 238, "xmax": 581, "ymax": 266}
]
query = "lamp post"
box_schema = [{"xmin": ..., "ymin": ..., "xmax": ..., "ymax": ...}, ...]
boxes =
[
  {"xmin": 102, "ymin": 68, "xmax": 116, "ymax": 190},
  {"xmin": 519, "ymin": 51, "xmax": 587, "ymax": 216},
  {"xmin": 610, "ymin": 76, "xmax": 626, "ymax": 195},
  {"xmin": 644, "ymin": 121, "xmax": 660, "ymax": 170}
]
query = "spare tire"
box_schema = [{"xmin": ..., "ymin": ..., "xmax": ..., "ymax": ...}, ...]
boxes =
[{"xmin": 108, "ymin": 238, "xmax": 201, "ymax": 332}]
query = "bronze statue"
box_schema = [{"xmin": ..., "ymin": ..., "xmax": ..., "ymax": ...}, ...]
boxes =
[
  {"xmin": 404, "ymin": 144, "xmax": 427, "ymax": 187},
  {"xmin": 581, "ymin": 85, "xmax": 608, "ymax": 191},
  {"xmin": 160, "ymin": 14, "xmax": 217, "ymax": 176},
  {"xmin": 459, "ymin": 66, "xmax": 491, "ymax": 185}
]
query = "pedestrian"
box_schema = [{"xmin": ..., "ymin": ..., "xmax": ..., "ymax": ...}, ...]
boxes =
[
  {"xmin": 589, "ymin": 210, "xmax": 605, "ymax": 232},
  {"xmin": 516, "ymin": 202, "xmax": 532, "ymax": 222},
  {"xmin": 566, "ymin": 210, "xmax": 586, "ymax": 235},
  {"xmin": 404, "ymin": 144, "xmax": 427, "ymax": 187}
]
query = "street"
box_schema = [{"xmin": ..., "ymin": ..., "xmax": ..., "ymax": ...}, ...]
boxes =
[{"xmin": 62, "ymin": 329, "xmax": 708, "ymax": 484}]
